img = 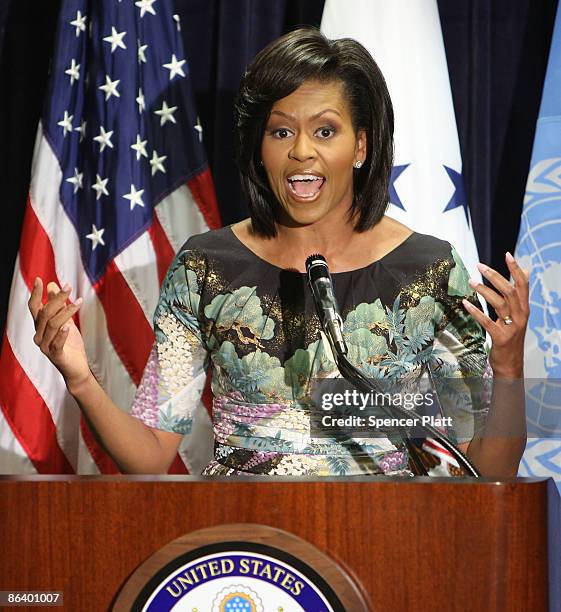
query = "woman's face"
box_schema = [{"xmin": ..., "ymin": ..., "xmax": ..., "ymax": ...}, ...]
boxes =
[{"xmin": 261, "ymin": 79, "xmax": 366, "ymax": 228}]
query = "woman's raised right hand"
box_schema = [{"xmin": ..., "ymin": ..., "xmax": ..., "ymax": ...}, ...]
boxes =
[{"xmin": 28, "ymin": 278, "xmax": 91, "ymax": 392}]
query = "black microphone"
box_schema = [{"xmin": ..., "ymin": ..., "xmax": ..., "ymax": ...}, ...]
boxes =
[{"xmin": 305, "ymin": 254, "xmax": 347, "ymax": 356}]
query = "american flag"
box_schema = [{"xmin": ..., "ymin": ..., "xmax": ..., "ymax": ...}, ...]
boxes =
[{"xmin": 0, "ymin": 0, "xmax": 220, "ymax": 474}]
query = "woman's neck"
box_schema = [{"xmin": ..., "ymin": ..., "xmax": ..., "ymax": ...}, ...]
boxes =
[
  {"xmin": 233, "ymin": 215, "xmax": 413, "ymax": 274},
  {"xmin": 273, "ymin": 220, "xmax": 357, "ymax": 272}
]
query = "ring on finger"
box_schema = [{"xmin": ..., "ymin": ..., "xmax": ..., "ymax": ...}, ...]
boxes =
[{"xmin": 502, "ymin": 314, "xmax": 513, "ymax": 326}]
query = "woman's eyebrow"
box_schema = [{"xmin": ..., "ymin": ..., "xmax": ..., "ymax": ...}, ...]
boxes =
[
  {"xmin": 310, "ymin": 108, "xmax": 342, "ymax": 120},
  {"xmin": 269, "ymin": 108, "xmax": 343, "ymax": 120}
]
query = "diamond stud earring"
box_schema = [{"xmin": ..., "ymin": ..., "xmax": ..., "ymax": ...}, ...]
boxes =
[{"xmin": 354, "ymin": 160, "xmax": 363, "ymax": 169}]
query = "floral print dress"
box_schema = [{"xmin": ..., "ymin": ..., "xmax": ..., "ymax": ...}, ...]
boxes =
[{"xmin": 131, "ymin": 226, "xmax": 490, "ymax": 476}]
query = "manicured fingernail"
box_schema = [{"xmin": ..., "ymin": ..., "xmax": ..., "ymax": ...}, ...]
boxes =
[
  {"xmin": 74, "ymin": 297, "xmax": 83, "ymax": 307},
  {"xmin": 62, "ymin": 325, "xmax": 69, "ymax": 333},
  {"xmin": 62, "ymin": 283, "xmax": 71, "ymax": 293},
  {"xmin": 34, "ymin": 277, "xmax": 40, "ymax": 287},
  {"xmin": 462, "ymin": 299, "xmax": 473, "ymax": 309},
  {"xmin": 476, "ymin": 263, "xmax": 488, "ymax": 274},
  {"xmin": 468, "ymin": 278, "xmax": 479, "ymax": 289},
  {"xmin": 505, "ymin": 251, "xmax": 515, "ymax": 263}
]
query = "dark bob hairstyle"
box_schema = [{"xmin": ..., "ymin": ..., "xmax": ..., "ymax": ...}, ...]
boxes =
[{"xmin": 234, "ymin": 27, "xmax": 394, "ymax": 237}]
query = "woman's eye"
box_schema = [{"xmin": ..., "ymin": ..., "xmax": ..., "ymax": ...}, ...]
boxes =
[
  {"xmin": 271, "ymin": 128, "xmax": 291, "ymax": 139},
  {"xmin": 316, "ymin": 127, "xmax": 335, "ymax": 139}
]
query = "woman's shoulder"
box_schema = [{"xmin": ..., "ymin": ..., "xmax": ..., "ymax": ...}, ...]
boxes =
[
  {"xmin": 172, "ymin": 221, "xmax": 273, "ymax": 283},
  {"xmin": 174, "ymin": 224, "xmax": 256, "ymax": 269},
  {"xmin": 159, "ymin": 227, "xmax": 241, "ymax": 285},
  {"xmin": 407, "ymin": 231, "xmax": 455, "ymax": 260},
  {"xmin": 180, "ymin": 225, "xmax": 237, "ymax": 253},
  {"xmin": 378, "ymin": 217, "xmax": 454, "ymax": 265}
]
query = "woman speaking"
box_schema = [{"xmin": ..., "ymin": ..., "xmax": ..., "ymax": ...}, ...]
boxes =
[{"xmin": 28, "ymin": 28, "xmax": 528, "ymax": 477}]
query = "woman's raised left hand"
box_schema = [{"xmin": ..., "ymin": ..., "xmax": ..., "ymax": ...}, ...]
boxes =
[{"xmin": 462, "ymin": 252, "xmax": 530, "ymax": 379}]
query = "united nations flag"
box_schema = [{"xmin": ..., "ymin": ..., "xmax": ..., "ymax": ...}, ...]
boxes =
[{"xmin": 515, "ymin": 3, "xmax": 561, "ymax": 490}]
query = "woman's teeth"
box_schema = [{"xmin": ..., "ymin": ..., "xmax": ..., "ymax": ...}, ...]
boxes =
[{"xmin": 287, "ymin": 175, "xmax": 325, "ymax": 197}]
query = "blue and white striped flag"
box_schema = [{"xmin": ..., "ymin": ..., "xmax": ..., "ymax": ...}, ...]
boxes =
[
  {"xmin": 321, "ymin": 0, "xmax": 482, "ymax": 281},
  {"xmin": 515, "ymin": 4, "xmax": 561, "ymax": 489}
]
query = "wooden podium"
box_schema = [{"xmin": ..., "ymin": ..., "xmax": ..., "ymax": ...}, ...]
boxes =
[{"xmin": 0, "ymin": 476, "xmax": 557, "ymax": 611}]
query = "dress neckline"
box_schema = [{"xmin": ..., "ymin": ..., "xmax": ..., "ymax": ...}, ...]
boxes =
[{"xmin": 227, "ymin": 225, "xmax": 417, "ymax": 275}]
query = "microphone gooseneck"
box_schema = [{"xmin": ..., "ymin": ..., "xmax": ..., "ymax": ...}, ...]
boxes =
[
  {"xmin": 305, "ymin": 253, "xmax": 480, "ymax": 478},
  {"xmin": 305, "ymin": 254, "xmax": 348, "ymax": 357}
]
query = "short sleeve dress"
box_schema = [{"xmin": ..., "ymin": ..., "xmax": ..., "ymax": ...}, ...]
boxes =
[{"xmin": 131, "ymin": 226, "xmax": 490, "ymax": 477}]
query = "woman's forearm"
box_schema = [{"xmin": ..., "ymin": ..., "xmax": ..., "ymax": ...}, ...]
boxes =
[
  {"xmin": 461, "ymin": 253, "xmax": 530, "ymax": 477},
  {"xmin": 68, "ymin": 373, "xmax": 179, "ymax": 473},
  {"xmin": 466, "ymin": 377, "xmax": 527, "ymax": 477}
]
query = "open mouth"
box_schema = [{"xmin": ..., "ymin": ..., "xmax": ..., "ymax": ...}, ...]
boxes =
[{"xmin": 287, "ymin": 174, "xmax": 325, "ymax": 199}]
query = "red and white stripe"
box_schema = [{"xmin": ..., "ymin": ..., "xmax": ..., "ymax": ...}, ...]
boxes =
[
  {"xmin": 0, "ymin": 124, "xmax": 220, "ymax": 474},
  {"xmin": 422, "ymin": 438, "xmax": 460, "ymax": 469}
]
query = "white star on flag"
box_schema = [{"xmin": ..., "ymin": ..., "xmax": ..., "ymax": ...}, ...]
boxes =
[
  {"xmin": 137, "ymin": 41, "xmax": 148, "ymax": 64},
  {"xmin": 173, "ymin": 14, "xmax": 181, "ymax": 32},
  {"xmin": 103, "ymin": 27, "xmax": 127, "ymax": 52},
  {"xmin": 86, "ymin": 224, "xmax": 105, "ymax": 250},
  {"xmin": 150, "ymin": 150, "xmax": 167, "ymax": 175},
  {"xmin": 74, "ymin": 119, "xmax": 87, "ymax": 142},
  {"xmin": 93, "ymin": 125, "xmax": 114, "ymax": 152},
  {"xmin": 70, "ymin": 10, "xmax": 87, "ymax": 37},
  {"xmin": 194, "ymin": 117, "xmax": 203, "ymax": 142},
  {"xmin": 135, "ymin": 0, "xmax": 157, "ymax": 18},
  {"xmin": 65, "ymin": 168, "xmax": 83, "ymax": 193},
  {"xmin": 131, "ymin": 135, "xmax": 148, "ymax": 160},
  {"xmin": 99, "ymin": 75, "xmax": 120, "ymax": 101},
  {"xmin": 154, "ymin": 100, "xmax": 177, "ymax": 125},
  {"xmin": 91, "ymin": 174, "xmax": 109, "ymax": 200},
  {"xmin": 163, "ymin": 54, "xmax": 186, "ymax": 80},
  {"xmin": 65, "ymin": 59, "xmax": 80, "ymax": 85},
  {"xmin": 123, "ymin": 184, "xmax": 145, "ymax": 210},
  {"xmin": 136, "ymin": 88, "xmax": 146, "ymax": 113},
  {"xmin": 57, "ymin": 110, "xmax": 73, "ymax": 136}
]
